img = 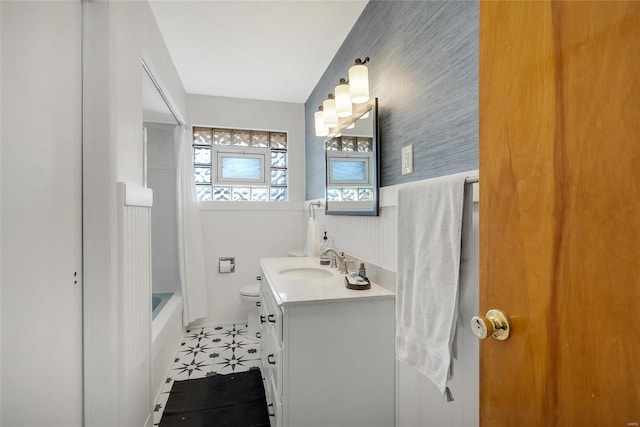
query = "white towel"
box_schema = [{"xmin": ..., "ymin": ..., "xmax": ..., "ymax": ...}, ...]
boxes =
[
  {"xmin": 304, "ymin": 217, "xmax": 321, "ymax": 256},
  {"xmin": 395, "ymin": 172, "xmax": 470, "ymax": 397}
]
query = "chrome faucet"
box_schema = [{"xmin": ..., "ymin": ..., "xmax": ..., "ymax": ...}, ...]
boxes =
[{"xmin": 321, "ymin": 248, "xmax": 352, "ymax": 274}]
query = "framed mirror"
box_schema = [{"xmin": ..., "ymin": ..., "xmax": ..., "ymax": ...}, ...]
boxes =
[{"xmin": 325, "ymin": 98, "xmax": 379, "ymax": 216}]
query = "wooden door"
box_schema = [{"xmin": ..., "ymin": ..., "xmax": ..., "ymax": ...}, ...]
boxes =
[{"xmin": 479, "ymin": 1, "xmax": 640, "ymax": 425}]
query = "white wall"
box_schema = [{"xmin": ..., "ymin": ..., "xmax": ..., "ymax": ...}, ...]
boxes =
[
  {"xmin": 111, "ymin": 2, "xmax": 186, "ymax": 185},
  {"xmin": 146, "ymin": 122, "xmax": 181, "ymax": 294},
  {"xmin": 188, "ymin": 95, "xmax": 307, "ymax": 325},
  {"xmin": 83, "ymin": 1, "xmax": 187, "ymax": 425},
  {"xmin": 188, "ymin": 94, "xmax": 305, "ymax": 203},
  {"xmin": 199, "ymin": 207, "xmax": 307, "ymax": 324},
  {"xmin": 1, "ymin": 1, "xmax": 83, "ymax": 425},
  {"xmin": 312, "ymin": 181, "xmax": 480, "ymax": 427},
  {"xmin": 82, "ymin": 2, "xmax": 119, "ymax": 423}
]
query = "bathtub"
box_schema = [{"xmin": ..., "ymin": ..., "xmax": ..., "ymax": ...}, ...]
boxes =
[
  {"xmin": 151, "ymin": 292, "xmax": 184, "ymax": 401},
  {"xmin": 152, "ymin": 292, "xmax": 173, "ymax": 319}
]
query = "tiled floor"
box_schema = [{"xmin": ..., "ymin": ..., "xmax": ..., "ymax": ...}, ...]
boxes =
[{"xmin": 153, "ymin": 323, "xmax": 262, "ymax": 426}]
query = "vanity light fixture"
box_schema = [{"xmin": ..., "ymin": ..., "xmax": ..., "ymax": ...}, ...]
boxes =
[
  {"xmin": 315, "ymin": 106, "xmax": 329, "ymax": 137},
  {"xmin": 348, "ymin": 57, "xmax": 370, "ymax": 104},
  {"xmin": 323, "ymin": 94, "xmax": 339, "ymax": 129},
  {"xmin": 314, "ymin": 57, "xmax": 371, "ymax": 138},
  {"xmin": 334, "ymin": 78, "xmax": 353, "ymax": 118}
]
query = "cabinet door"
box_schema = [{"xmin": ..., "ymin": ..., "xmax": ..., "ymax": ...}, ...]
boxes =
[
  {"xmin": 263, "ymin": 371, "xmax": 275, "ymax": 427},
  {"xmin": 263, "ymin": 325, "xmax": 283, "ymax": 398},
  {"xmin": 270, "ymin": 375, "xmax": 283, "ymax": 427}
]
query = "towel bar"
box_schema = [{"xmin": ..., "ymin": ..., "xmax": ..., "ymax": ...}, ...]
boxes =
[{"xmin": 308, "ymin": 201, "xmax": 321, "ymax": 219}]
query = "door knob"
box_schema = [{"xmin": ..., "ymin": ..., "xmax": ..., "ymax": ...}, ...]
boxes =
[{"xmin": 471, "ymin": 309, "xmax": 512, "ymax": 341}]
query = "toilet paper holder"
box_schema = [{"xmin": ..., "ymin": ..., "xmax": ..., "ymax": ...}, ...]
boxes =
[{"xmin": 219, "ymin": 257, "xmax": 236, "ymax": 273}]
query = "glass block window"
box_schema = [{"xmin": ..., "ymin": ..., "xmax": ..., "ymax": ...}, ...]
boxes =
[
  {"xmin": 196, "ymin": 185, "xmax": 213, "ymax": 201},
  {"xmin": 213, "ymin": 186, "xmax": 231, "ymax": 201},
  {"xmin": 326, "ymin": 137, "xmax": 341, "ymax": 151},
  {"xmin": 251, "ymin": 187, "xmax": 269, "ymax": 201},
  {"xmin": 213, "ymin": 129, "xmax": 231, "ymax": 146},
  {"xmin": 252, "ymin": 131, "xmax": 269, "ymax": 148},
  {"xmin": 193, "ymin": 127, "xmax": 212, "ymax": 146},
  {"xmin": 194, "ymin": 167, "xmax": 212, "ymax": 184},
  {"xmin": 358, "ymin": 188, "xmax": 374, "ymax": 201},
  {"xmin": 232, "ymin": 187, "xmax": 251, "ymax": 201},
  {"xmin": 342, "ymin": 137, "xmax": 356, "ymax": 152},
  {"xmin": 193, "ymin": 147, "xmax": 211, "ymax": 164},
  {"xmin": 325, "ymin": 135, "xmax": 374, "ymax": 202},
  {"xmin": 357, "ymin": 137, "xmax": 372, "ymax": 152},
  {"xmin": 232, "ymin": 130, "xmax": 251, "ymax": 147},
  {"xmin": 193, "ymin": 126, "xmax": 288, "ymax": 202}
]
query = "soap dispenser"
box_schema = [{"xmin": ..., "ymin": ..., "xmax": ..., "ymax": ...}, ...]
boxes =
[
  {"xmin": 358, "ymin": 262, "xmax": 367, "ymax": 279},
  {"xmin": 319, "ymin": 232, "xmax": 331, "ymax": 265}
]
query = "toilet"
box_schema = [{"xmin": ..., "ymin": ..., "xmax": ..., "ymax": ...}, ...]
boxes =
[{"xmin": 239, "ymin": 284, "xmax": 261, "ymax": 341}]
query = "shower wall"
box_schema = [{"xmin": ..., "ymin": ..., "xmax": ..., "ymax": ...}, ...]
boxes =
[{"xmin": 146, "ymin": 122, "xmax": 180, "ymax": 294}]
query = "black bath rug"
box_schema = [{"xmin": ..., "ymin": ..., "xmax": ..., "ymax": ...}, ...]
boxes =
[{"xmin": 159, "ymin": 368, "xmax": 270, "ymax": 427}]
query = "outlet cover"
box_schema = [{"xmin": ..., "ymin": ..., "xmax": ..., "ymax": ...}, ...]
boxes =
[{"xmin": 402, "ymin": 145, "xmax": 413, "ymax": 175}]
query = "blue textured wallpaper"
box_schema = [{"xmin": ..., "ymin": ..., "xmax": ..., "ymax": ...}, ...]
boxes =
[{"xmin": 305, "ymin": 1, "xmax": 478, "ymax": 200}]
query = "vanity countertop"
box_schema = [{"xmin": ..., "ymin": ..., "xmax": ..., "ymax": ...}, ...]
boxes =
[{"xmin": 260, "ymin": 256, "xmax": 394, "ymax": 306}]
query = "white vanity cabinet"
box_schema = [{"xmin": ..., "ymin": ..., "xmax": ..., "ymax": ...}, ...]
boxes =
[
  {"xmin": 259, "ymin": 281, "xmax": 284, "ymax": 426},
  {"xmin": 259, "ymin": 257, "xmax": 395, "ymax": 427}
]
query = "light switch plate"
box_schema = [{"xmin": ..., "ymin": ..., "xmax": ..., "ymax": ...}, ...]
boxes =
[{"xmin": 402, "ymin": 145, "xmax": 413, "ymax": 175}]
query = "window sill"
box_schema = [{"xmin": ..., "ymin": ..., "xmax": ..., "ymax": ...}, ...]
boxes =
[{"xmin": 198, "ymin": 201, "xmax": 305, "ymax": 212}]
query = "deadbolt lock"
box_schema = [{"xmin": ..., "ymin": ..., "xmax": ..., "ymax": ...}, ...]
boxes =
[{"xmin": 470, "ymin": 309, "xmax": 512, "ymax": 341}]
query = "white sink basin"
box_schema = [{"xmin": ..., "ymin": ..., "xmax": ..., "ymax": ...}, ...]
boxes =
[{"xmin": 278, "ymin": 266, "xmax": 334, "ymax": 279}]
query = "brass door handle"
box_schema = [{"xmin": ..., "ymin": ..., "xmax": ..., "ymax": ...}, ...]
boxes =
[{"xmin": 471, "ymin": 309, "xmax": 512, "ymax": 340}]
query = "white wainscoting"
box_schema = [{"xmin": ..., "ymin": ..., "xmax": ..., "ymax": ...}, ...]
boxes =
[
  {"xmin": 316, "ymin": 205, "xmax": 398, "ymax": 271},
  {"xmin": 117, "ymin": 182, "xmax": 154, "ymax": 427},
  {"xmin": 314, "ymin": 176, "xmax": 478, "ymax": 272}
]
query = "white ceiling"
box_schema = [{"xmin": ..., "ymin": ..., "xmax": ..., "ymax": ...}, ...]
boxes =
[{"xmin": 148, "ymin": 0, "xmax": 368, "ymax": 104}]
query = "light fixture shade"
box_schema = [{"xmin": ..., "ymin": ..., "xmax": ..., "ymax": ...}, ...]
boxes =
[
  {"xmin": 349, "ymin": 60, "xmax": 369, "ymax": 104},
  {"xmin": 335, "ymin": 79, "xmax": 352, "ymax": 118},
  {"xmin": 315, "ymin": 108, "xmax": 329, "ymax": 137},
  {"xmin": 323, "ymin": 94, "xmax": 338, "ymax": 129}
]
